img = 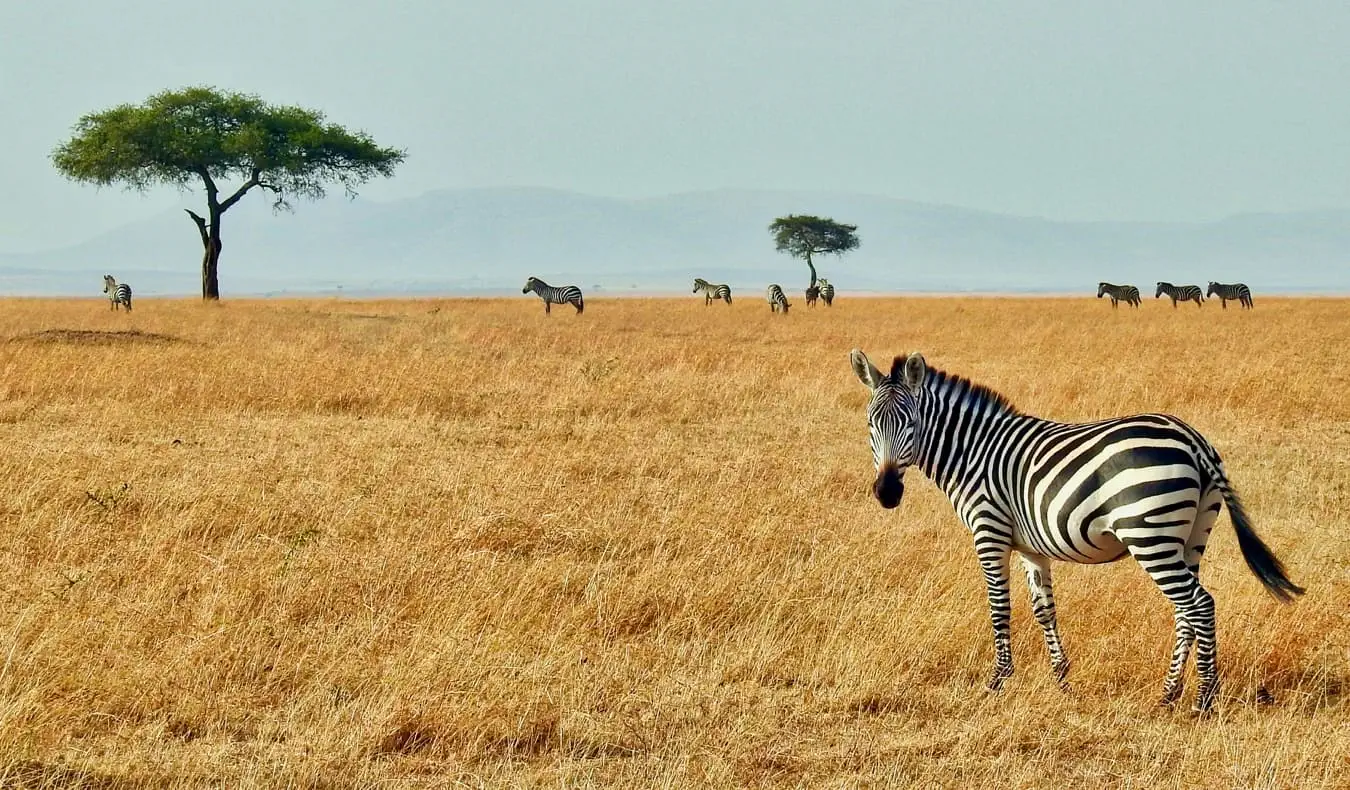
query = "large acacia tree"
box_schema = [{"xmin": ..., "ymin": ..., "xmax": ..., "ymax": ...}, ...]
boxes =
[
  {"xmin": 768, "ymin": 215, "xmax": 860, "ymax": 287},
  {"xmin": 52, "ymin": 86, "xmax": 406, "ymax": 299}
]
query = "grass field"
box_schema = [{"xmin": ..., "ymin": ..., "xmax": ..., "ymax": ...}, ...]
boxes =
[{"xmin": 0, "ymin": 294, "xmax": 1345, "ymax": 788}]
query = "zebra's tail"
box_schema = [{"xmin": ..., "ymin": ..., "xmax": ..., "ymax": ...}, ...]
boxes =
[
  {"xmin": 1217, "ymin": 478, "xmax": 1305, "ymax": 603},
  {"xmin": 575, "ymin": 294, "xmax": 585, "ymax": 314}
]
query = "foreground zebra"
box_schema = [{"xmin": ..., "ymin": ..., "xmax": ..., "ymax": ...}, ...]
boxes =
[
  {"xmin": 1207, "ymin": 281, "xmax": 1253, "ymax": 310},
  {"xmin": 521, "ymin": 277, "xmax": 584, "ymax": 314},
  {"xmin": 849, "ymin": 349, "xmax": 1303, "ymax": 712},
  {"xmin": 1156, "ymin": 282, "xmax": 1204, "ymax": 308},
  {"xmin": 692, "ymin": 278, "xmax": 732, "ymax": 305},
  {"xmin": 766, "ymin": 284, "xmax": 790, "ymax": 313},
  {"xmin": 1097, "ymin": 282, "xmax": 1140, "ymax": 308},
  {"xmin": 817, "ymin": 278, "xmax": 835, "ymax": 306},
  {"xmin": 102, "ymin": 275, "xmax": 132, "ymax": 311}
]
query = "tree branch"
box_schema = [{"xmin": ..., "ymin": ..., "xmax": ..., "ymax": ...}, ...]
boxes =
[
  {"xmin": 195, "ymin": 166, "xmax": 220, "ymax": 212},
  {"xmin": 184, "ymin": 209, "xmax": 209, "ymax": 247},
  {"xmin": 217, "ymin": 167, "xmax": 263, "ymax": 214}
]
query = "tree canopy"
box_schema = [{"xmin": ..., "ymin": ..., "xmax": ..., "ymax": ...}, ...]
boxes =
[
  {"xmin": 768, "ymin": 215, "xmax": 860, "ymax": 287},
  {"xmin": 52, "ymin": 86, "xmax": 406, "ymax": 299}
]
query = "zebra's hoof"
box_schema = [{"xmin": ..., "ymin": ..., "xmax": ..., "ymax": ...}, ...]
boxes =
[
  {"xmin": 1192, "ymin": 684, "xmax": 1219, "ymax": 714},
  {"xmin": 1158, "ymin": 686, "xmax": 1184, "ymax": 707},
  {"xmin": 1052, "ymin": 660, "xmax": 1071, "ymax": 683},
  {"xmin": 1256, "ymin": 685, "xmax": 1275, "ymax": 705},
  {"xmin": 985, "ymin": 666, "xmax": 1013, "ymax": 693}
]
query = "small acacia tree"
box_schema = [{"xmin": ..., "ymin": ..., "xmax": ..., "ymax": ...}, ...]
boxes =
[
  {"xmin": 52, "ymin": 86, "xmax": 406, "ymax": 300},
  {"xmin": 768, "ymin": 215, "xmax": 860, "ymax": 287}
]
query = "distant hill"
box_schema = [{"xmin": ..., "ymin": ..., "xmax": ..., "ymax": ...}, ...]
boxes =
[{"xmin": 2, "ymin": 187, "xmax": 1347, "ymax": 296}]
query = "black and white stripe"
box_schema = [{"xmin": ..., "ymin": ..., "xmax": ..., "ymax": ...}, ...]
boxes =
[
  {"xmin": 850, "ymin": 349, "xmax": 1303, "ymax": 712},
  {"xmin": 102, "ymin": 274, "xmax": 132, "ymax": 311},
  {"xmin": 693, "ymin": 278, "xmax": 732, "ymax": 305},
  {"xmin": 1155, "ymin": 282, "xmax": 1204, "ymax": 308},
  {"xmin": 766, "ymin": 284, "xmax": 790, "ymax": 313},
  {"xmin": 817, "ymin": 278, "xmax": 835, "ymax": 306},
  {"xmin": 1097, "ymin": 282, "xmax": 1140, "ymax": 308},
  {"xmin": 522, "ymin": 277, "xmax": 584, "ymax": 315},
  {"xmin": 1206, "ymin": 281, "xmax": 1253, "ymax": 310}
]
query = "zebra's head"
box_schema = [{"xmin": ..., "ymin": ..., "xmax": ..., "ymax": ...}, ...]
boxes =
[
  {"xmin": 1096, "ymin": 282, "xmax": 1107, "ymax": 298},
  {"xmin": 693, "ymin": 278, "xmax": 707, "ymax": 293},
  {"xmin": 103, "ymin": 274, "xmax": 116, "ymax": 293},
  {"xmin": 1155, "ymin": 282, "xmax": 1166, "ymax": 298},
  {"xmin": 850, "ymin": 349, "xmax": 926, "ymax": 510},
  {"xmin": 1206, "ymin": 281, "xmax": 1218, "ymax": 296},
  {"xmin": 522, "ymin": 277, "xmax": 539, "ymax": 294}
]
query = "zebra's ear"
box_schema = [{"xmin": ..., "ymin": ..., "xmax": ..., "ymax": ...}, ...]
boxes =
[
  {"xmin": 850, "ymin": 349, "xmax": 883, "ymax": 390},
  {"xmin": 901, "ymin": 352, "xmax": 926, "ymax": 391}
]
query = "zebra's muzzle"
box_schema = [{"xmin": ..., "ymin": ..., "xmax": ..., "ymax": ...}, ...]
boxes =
[{"xmin": 873, "ymin": 465, "xmax": 905, "ymax": 509}]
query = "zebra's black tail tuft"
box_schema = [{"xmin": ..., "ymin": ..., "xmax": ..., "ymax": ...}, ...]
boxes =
[
  {"xmin": 575, "ymin": 297, "xmax": 584, "ymax": 315},
  {"xmin": 1224, "ymin": 487, "xmax": 1305, "ymax": 603}
]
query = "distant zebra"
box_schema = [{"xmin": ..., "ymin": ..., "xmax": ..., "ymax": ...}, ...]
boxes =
[
  {"xmin": 102, "ymin": 275, "xmax": 132, "ymax": 311},
  {"xmin": 849, "ymin": 348, "xmax": 1304, "ymax": 712},
  {"xmin": 1155, "ymin": 282, "xmax": 1204, "ymax": 308},
  {"xmin": 692, "ymin": 278, "xmax": 732, "ymax": 305},
  {"xmin": 817, "ymin": 278, "xmax": 835, "ymax": 306},
  {"xmin": 766, "ymin": 284, "xmax": 790, "ymax": 313},
  {"xmin": 522, "ymin": 277, "xmax": 584, "ymax": 314},
  {"xmin": 1207, "ymin": 281, "xmax": 1253, "ymax": 310},
  {"xmin": 805, "ymin": 285, "xmax": 820, "ymax": 307},
  {"xmin": 1097, "ymin": 282, "xmax": 1140, "ymax": 308}
]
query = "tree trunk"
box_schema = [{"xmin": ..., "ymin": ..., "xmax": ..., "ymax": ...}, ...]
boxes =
[
  {"xmin": 186, "ymin": 209, "xmax": 223, "ymax": 300},
  {"xmin": 806, "ymin": 252, "xmax": 817, "ymax": 289}
]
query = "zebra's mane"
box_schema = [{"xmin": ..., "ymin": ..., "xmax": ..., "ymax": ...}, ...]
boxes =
[{"xmin": 892, "ymin": 356, "xmax": 1022, "ymax": 416}]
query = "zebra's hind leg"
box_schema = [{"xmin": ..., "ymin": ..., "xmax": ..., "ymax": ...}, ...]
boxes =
[
  {"xmin": 1019, "ymin": 552, "xmax": 1070, "ymax": 687},
  {"xmin": 976, "ymin": 540, "xmax": 1015, "ymax": 692},
  {"xmin": 1122, "ymin": 533, "xmax": 1220, "ymax": 712}
]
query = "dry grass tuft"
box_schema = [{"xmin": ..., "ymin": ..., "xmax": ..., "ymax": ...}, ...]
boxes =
[{"xmin": 0, "ymin": 295, "xmax": 1346, "ymax": 788}]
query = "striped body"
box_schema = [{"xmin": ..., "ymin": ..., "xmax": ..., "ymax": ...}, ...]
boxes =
[
  {"xmin": 102, "ymin": 275, "xmax": 132, "ymax": 311},
  {"xmin": 1155, "ymin": 282, "xmax": 1204, "ymax": 308},
  {"xmin": 522, "ymin": 277, "xmax": 584, "ymax": 314},
  {"xmin": 692, "ymin": 278, "xmax": 732, "ymax": 305},
  {"xmin": 766, "ymin": 284, "xmax": 790, "ymax": 313},
  {"xmin": 1207, "ymin": 281, "xmax": 1253, "ymax": 309},
  {"xmin": 805, "ymin": 285, "xmax": 820, "ymax": 307},
  {"xmin": 817, "ymin": 278, "xmax": 835, "ymax": 306},
  {"xmin": 850, "ymin": 350, "xmax": 1303, "ymax": 712},
  {"xmin": 1097, "ymin": 282, "xmax": 1140, "ymax": 308}
]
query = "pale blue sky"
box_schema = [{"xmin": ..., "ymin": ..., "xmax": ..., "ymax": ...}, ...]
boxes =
[{"xmin": 2, "ymin": 0, "xmax": 1347, "ymax": 252}]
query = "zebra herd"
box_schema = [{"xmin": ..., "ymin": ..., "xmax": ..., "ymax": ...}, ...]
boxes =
[
  {"xmin": 1099, "ymin": 281, "xmax": 1255, "ymax": 309},
  {"xmin": 850, "ymin": 348, "xmax": 1303, "ymax": 713},
  {"xmin": 521, "ymin": 276, "xmax": 841, "ymax": 315}
]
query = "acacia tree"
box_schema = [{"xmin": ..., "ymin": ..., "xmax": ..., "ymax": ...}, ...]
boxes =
[
  {"xmin": 768, "ymin": 215, "xmax": 860, "ymax": 287},
  {"xmin": 52, "ymin": 86, "xmax": 406, "ymax": 300}
]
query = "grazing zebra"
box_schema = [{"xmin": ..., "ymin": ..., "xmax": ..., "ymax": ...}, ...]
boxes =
[
  {"xmin": 1097, "ymin": 282, "xmax": 1140, "ymax": 308},
  {"xmin": 805, "ymin": 285, "xmax": 820, "ymax": 307},
  {"xmin": 817, "ymin": 278, "xmax": 835, "ymax": 306},
  {"xmin": 1207, "ymin": 281, "xmax": 1253, "ymax": 310},
  {"xmin": 521, "ymin": 277, "xmax": 584, "ymax": 315},
  {"xmin": 849, "ymin": 349, "xmax": 1303, "ymax": 712},
  {"xmin": 693, "ymin": 278, "xmax": 733, "ymax": 305},
  {"xmin": 766, "ymin": 284, "xmax": 790, "ymax": 313},
  {"xmin": 1156, "ymin": 282, "xmax": 1204, "ymax": 308},
  {"xmin": 102, "ymin": 275, "xmax": 132, "ymax": 311}
]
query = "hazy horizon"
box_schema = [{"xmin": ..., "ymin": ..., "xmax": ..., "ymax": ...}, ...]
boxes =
[{"xmin": 3, "ymin": 0, "xmax": 1348, "ymax": 256}]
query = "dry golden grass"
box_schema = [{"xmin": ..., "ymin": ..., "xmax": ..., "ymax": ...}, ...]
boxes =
[{"xmin": 0, "ymin": 293, "xmax": 1346, "ymax": 788}]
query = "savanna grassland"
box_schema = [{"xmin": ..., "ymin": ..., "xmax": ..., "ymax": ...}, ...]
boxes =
[{"xmin": 0, "ymin": 293, "xmax": 1346, "ymax": 789}]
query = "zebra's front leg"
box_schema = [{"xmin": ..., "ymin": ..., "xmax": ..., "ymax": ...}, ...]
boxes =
[
  {"xmin": 1019, "ymin": 553, "xmax": 1070, "ymax": 686},
  {"xmin": 976, "ymin": 541, "xmax": 1015, "ymax": 692},
  {"xmin": 545, "ymin": 300, "xmax": 552, "ymax": 314}
]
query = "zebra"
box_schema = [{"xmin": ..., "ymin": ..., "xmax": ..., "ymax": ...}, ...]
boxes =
[
  {"xmin": 1207, "ymin": 281, "xmax": 1253, "ymax": 310},
  {"xmin": 522, "ymin": 277, "xmax": 584, "ymax": 314},
  {"xmin": 766, "ymin": 284, "xmax": 790, "ymax": 313},
  {"xmin": 817, "ymin": 278, "xmax": 835, "ymax": 306},
  {"xmin": 1156, "ymin": 282, "xmax": 1204, "ymax": 308},
  {"xmin": 1097, "ymin": 282, "xmax": 1140, "ymax": 308},
  {"xmin": 693, "ymin": 278, "xmax": 732, "ymax": 305},
  {"xmin": 102, "ymin": 275, "xmax": 132, "ymax": 311},
  {"xmin": 848, "ymin": 348, "xmax": 1304, "ymax": 712},
  {"xmin": 805, "ymin": 285, "xmax": 820, "ymax": 307}
]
